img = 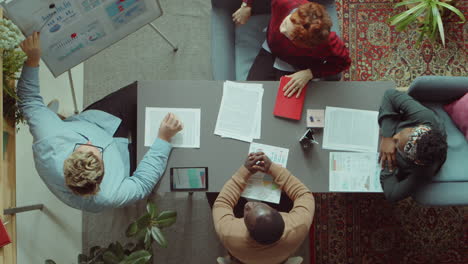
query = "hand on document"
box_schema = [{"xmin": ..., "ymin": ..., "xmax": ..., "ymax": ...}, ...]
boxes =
[
  {"xmin": 158, "ymin": 113, "xmax": 184, "ymax": 143},
  {"xmin": 283, "ymin": 69, "xmax": 313, "ymax": 98},
  {"xmin": 244, "ymin": 152, "xmax": 272, "ymax": 174},
  {"xmin": 379, "ymin": 137, "xmax": 397, "ymax": 172}
]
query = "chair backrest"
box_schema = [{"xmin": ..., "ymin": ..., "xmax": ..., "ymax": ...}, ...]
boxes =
[{"xmin": 211, "ymin": 0, "xmax": 271, "ymax": 14}]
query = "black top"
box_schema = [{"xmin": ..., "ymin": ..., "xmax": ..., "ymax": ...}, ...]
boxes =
[{"xmin": 378, "ymin": 89, "xmax": 444, "ymax": 202}]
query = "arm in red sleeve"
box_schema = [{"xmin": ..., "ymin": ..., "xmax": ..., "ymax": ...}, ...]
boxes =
[{"xmin": 310, "ymin": 33, "xmax": 351, "ymax": 78}]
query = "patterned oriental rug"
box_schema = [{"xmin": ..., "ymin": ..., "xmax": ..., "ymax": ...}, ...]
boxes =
[
  {"xmin": 335, "ymin": 0, "xmax": 467, "ymax": 87},
  {"xmin": 309, "ymin": 193, "xmax": 468, "ymax": 264}
]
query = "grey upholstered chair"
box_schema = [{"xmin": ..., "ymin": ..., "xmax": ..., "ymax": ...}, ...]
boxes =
[{"xmin": 408, "ymin": 76, "xmax": 468, "ymax": 206}]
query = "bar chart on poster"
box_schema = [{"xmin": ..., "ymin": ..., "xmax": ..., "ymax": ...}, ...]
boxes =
[{"xmin": 1, "ymin": 0, "xmax": 162, "ymax": 77}]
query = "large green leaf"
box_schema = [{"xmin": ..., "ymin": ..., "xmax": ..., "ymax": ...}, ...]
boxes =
[
  {"xmin": 135, "ymin": 227, "xmax": 148, "ymax": 241},
  {"xmin": 395, "ymin": 6, "xmax": 426, "ymax": 31},
  {"xmin": 155, "ymin": 211, "xmax": 177, "ymax": 228},
  {"xmin": 151, "ymin": 226, "xmax": 168, "ymax": 248},
  {"xmin": 136, "ymin": 214, "xmax": 152, "ymax": 229},
  {"xmin": 436, "ymin": 2, "xmax": 466, "ymax": 21},
  {"xmin": 114, "ymin": 242, "xmax": 125, "ymax": 260},
  {"xmin": 389, "ymin": 2, "xmax": 427, "ymax": 25},
  {"xmin": 156, "ymin": 217, "xmax": 177, "ymax": 228},
  {"xmin": 125, "ymin": 221, "xmax": 139, "ymax": 237},
  {"xmin": 120, "ymin": 250, "xmax": 151, "ymax": 264},
  {"xmin": 147, "ymin": 202, "xmax": 158, "ymax": 219},
  {"xmin": 156, "ymin": 211, "xmax": 177, "ymax": 221},
  {"xmin": 430, "ymin": 5, "xmax": 437, "ymax": 37},
  {"xmin": 416, "ymin": 25, "xmax": 427, "ymax": 46},
  {"xmin": 394, "ymin": 0, "xmax": 424, "ymax": 8},
  {"xmin": 432, "ymin": 3, "xmax": 445, "ymax": 46},
  {"xmin": 144, "ymin": 230, "xmax": 152, "ymax": 250},
  {"xmin": 132, "ymin": 259, "xmax": 150, "ymax": 264},
  {"xmin": 102, "ymin": 251, "xmax": 121, "ymax": 264}
]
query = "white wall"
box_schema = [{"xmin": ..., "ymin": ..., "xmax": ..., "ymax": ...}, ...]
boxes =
[{"xmin": 16, "ymin": 62, "xmax": 83, "ymax": 264}]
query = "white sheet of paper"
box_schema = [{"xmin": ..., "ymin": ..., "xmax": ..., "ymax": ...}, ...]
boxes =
[
  {"xmin": 253, "ymin": 96, "xmax": 262, "ymax": 139},
  {"xmin": 329, "ymin": 152, "xmax": 383, "ymax": 192},
  {"xmin": 248, "ymin": 142, "xmax": 289, "ymax": 167},
  {"xmin": 322, "ymin": 107, "xmax": 380, "ymax": 152},
  {"xmin": 214, "ymin": 81, "xmax": 263, "ymax": 142},
  {"xmin": 144, "ymin": 107, "xmax": 200, "ymax": 148},
  {"xmin": 241, "ymin": 143, "xmax": 290, "ymax": 204}
]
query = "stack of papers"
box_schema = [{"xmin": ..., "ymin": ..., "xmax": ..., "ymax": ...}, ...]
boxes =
[
  {"xmin": 144, "ymin": 107, "xmax": 201, "ymax": 148},
  {"xmin": 323, "ymin": 107, "xmax": 380, "ymax": 152},
  {"xmin": 322, "ymin": 106, "xmax": 382, "ymax": 192},
  {"xmin": 214, "ymin": 81, "xmax": 263, "ymax": 142},
  {"xmin": 241, "ymin": 143, "xmax": 289, "ymax": 204},
  {"xmin": 329, "ymin": 152, "xmax": 383, "ymax": 192}
]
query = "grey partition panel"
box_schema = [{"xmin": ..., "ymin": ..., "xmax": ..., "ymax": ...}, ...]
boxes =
[{"xmin": 137, "ymin": 80, "xmax": 394, "ymax": 192}]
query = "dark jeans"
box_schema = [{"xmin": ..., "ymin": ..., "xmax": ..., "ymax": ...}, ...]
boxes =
[
  {"xmin": 247, "ymin": 48, "xmax": 292, "ymax": 81},
  {"xmin": 247, "ymin": 48, "xmax": 342, "ymax": 81},
  {"xmin": 84, "ymin": 81, "xmax": 138, "ymax": 174}
]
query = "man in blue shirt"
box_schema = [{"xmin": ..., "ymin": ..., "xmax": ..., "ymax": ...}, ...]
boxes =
[{"xmin": 18, "ymin": 33, "xmax": 183, "ymax": 212}]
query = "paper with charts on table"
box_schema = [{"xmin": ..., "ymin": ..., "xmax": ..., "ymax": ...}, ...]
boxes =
[
  {"xmin": 241, "ymin": 143, "xmax": 289, "ymax": 204},
  {"xmin": 214, "ymin": 81, "xmax": 263, "ymax": 142},
  {"xmin": 323, "ymin": 107, "xmax": 380, "ymax": 152},
  {"xmin": 144, "ymin": 107, "xmax": 200, "ymax": 148},
  {"xmin": 329, "ymin": 152, "xmax": 383, "ymax": 192}
]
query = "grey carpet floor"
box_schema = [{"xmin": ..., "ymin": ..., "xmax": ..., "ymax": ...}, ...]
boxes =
[
  {"xmin": 83, "ymin": 0, "xmax": 212, "ymax": 108},
  {"xmin": 82, "ymin": 0, "xmax": 310, "ymax": 263}
]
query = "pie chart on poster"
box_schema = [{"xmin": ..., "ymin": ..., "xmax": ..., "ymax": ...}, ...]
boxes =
[{"xmin": 49, "ymin": 24, "xmax": 61, "ymax": 33}]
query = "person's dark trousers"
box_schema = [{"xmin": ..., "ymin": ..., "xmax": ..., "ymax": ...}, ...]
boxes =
[
  {"xmin": 247, "ymin": 48, "xmax": 343, "ymax": 81},
  {"xmin": 206, "ymin": 192, "xmax": 294, "ymax": 217},
  {"xmin": 247, "ymin": 48, "xmax": 291, "ymax": 81},
  {"xmin": 84, "ymin": 81, "xmax": 138, "ymax": 174}
]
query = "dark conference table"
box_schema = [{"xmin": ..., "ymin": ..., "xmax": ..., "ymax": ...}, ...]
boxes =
[{"xmin": 137, "ymin": 80, "xmax": 394, "ymax": 192}]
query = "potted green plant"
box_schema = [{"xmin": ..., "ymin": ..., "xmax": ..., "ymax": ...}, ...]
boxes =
[
  {"xmin": 388, "ymin": 0, "xmax": 466, "ymax": 46},
  {"xmin": 1, "ymin": 17, "xmax": 26, "ymax": 126},
  {"xmin": 45, "ymin": 201, "xmax": 177, "ymax": 264}
]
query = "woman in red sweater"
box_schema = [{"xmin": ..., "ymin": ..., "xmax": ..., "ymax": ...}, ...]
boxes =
[{"xmin": 233, "ymin": 0, "xmax": 351, "ymax": 98}]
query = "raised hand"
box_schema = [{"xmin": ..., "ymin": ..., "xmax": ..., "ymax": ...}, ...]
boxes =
[{"xmin": 20, "ymin": 32, "xmax": 41, "ymax": 67}]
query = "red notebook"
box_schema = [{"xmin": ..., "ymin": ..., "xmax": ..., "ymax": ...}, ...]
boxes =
[
  {"xmin": 0, "ymin": 220, "xmax": 11, "ymax": 248},
  {"xmin": 273, "ymin": 76, "xmax": 307, "ymax": 120}
]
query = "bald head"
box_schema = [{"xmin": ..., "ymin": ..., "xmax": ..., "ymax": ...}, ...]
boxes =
[{"xmin": 244, "ymin": 202, "xmax": 285, "ymax": 245}]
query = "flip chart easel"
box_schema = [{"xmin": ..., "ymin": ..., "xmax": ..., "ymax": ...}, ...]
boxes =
[{"xmin": 2, "ymin": 0, "xmax": 178, "ymax": 114}]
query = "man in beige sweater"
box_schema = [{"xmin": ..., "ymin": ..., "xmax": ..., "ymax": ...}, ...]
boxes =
[{"xmin": 213, "ymin": 152, "xmax": 315, "ymax": 264}]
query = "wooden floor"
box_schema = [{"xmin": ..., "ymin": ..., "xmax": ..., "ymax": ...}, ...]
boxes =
[
  {"xmin": 0, "ymin": 7, "xmax": 17, "ymax": 264},
  {"xmin": 0, "ymin": 122, "xmax": 16, "ymax": 264}
]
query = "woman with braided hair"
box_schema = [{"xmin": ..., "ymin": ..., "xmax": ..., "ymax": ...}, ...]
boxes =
[{"xmin": 378, "ymin": 89, "xmax": 448, "ymax": 202}]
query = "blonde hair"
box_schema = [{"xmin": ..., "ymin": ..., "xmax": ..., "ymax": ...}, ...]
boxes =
[{"xmin": 63, "ymin": 151, "xmax": 104, "ymax": 196}]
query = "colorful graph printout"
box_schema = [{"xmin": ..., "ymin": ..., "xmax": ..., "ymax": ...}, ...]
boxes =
[
  {"xmin": 329, "ymin": 152, "xmax": 383, "ymax": 192},
  {"xmin": 172, "ymin": 168, "xmax": 206, "ymax": 190},
  {"xmin": 241, "ymin": 143, "xmax": 289, "ymax": 204}
]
